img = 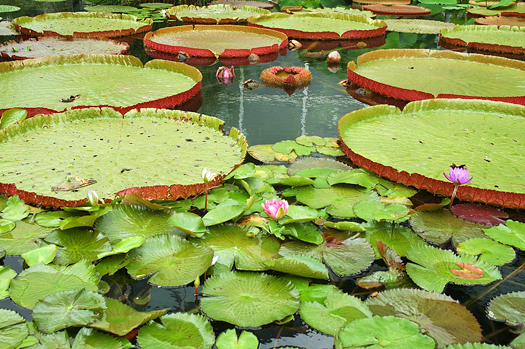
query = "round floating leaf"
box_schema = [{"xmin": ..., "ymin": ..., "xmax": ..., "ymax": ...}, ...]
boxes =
[
  {"xmin": 335, "ymin": 316, "xmax": 435, "ymax": 349},
  {"xmin": 467, "ymin": 2, "xmax": 525, "ymax": 16},
  {"xmin": 367, "ymin": 288, "xmax": 482, "ymax": 347},
  {"xmin": 339, "ymin": 99, "xmax": 525, "ymax": 208},
  {"xmin": 216, "ymin": 329, "xmax": 259, "ymax": 349},
  {"xmin": 202, "ymin": 204, "xmax": 244, "ymax": 226},
  {"xmin": 95, "ymin": 205, "xmax": 184, "ymax": 245},
  {"xmin": 0, "ymin": 6, "xmax": 20, "ymax": 13},
  {"xmin": 0, "ymin": 266, "xmax": 16, "ymax": 300},
  {"xmin": 327, "ymin": 169, "xmax": 379, "ymax": 189},
  {"xmin": 166, "ymin": 4, "xmax": 269, "ymax": 23},
  {"xmin": 456, "ymin": 238, "xmax": 515, "ymax": 266},
  {"xmin": 144, "ymin": 24, "xmax": 287, "ymax": 58},
  {"xmin": 279, "ymin": 205, "xmax": 319, "ymax": 224},
  {"xmin": 97, "ymin": 235, "xmax": 146, "ymax": 259},
  {"xmin": 296, "ymin": 186, "xmax": 379, "ymax": 219},
  {"xmin": 483, "ymin": 220, "xmax": 525, "ymax": 249},
  {"xmin": 487, "ymin": 291, "xmax": 525, "ymax": 327},
  {"xmin": 279, "ymin": 230, "xmax": 375, "ymax": 276},
  {"xmin": 264, "ymin": 254, "xmax": 328, "ymax": 279},
  {"xmin": 450, "ymin": 203, "xmax": 508, "ymax": 226},
  {"xmin": 0, "ymin": 309, "xmax": 28, "ymax": 349},
  {"xmin": 0, "ymin": 38, "xmax": 129, "ymax": 60},
  {"xmin": 383, "ymin": 19, "xmax": 455, "ymax": 34},
  {"xmin": 21, "ymin": 244, "xmax": 57, "ymax": 267},
  {"xmin": 85, "ymin": 5, "xmax": 138, "ymax": 13},
  {"xmin": 137, "ymin": 313, "xmax": 215, "ymax": 349},
  {"xmin": 126, "ymin": 234, "xmax": 214, "ymax": 286},
  {"xmin": 406, "ymin": 244, "xmax": 502, "ymax": 293},
  {"xmin": 300, "ymin": 288, "xmax": 372, "ymax": 335},
  {"xmin": 95, "ymin": 254, "xmax": 129, "ymax": 276},
  {"xmin": 168, "ymin": 212, "xmax": 206, "ymax": 237},
  {"xmin": 9, "ymin": 261, "xmax": 99, "ymax": 309},
  {"xmin": 446, "ymin": 343, "xmax": 510, "ymax": 349},
  {"xmin": 0, "ymin": 109, "xmax": 27, "ymax": 130},
  {"xmin": 200, "ymin": 271, "xmax": 299, "ymax": 327},
  {"xmin": 89, "ymin": 297, "xmax": 167, "ymax": 336},
  {"xmin": 71, "ymin": 327, "xmax": 124, "ymax": 349},
  {"xmin": 323, "ymin": 221, "xmax": 364, "ymax": 232},
  {"xmin": 0, "ymin": 219, "xmax": 15, "ymax": 234},
  {"xmin": 248, "ymin": 12, "xmax": 387, "ymax": 40},
  {"xmin": 410, "ymin": 210, "xmax": 487, "ymax": 245},
  {"xmin": 282, "ymin": 222, "xmax": 323, "ymax": 245},
  {"xmin": 440, "ymin": 25, "xmax": 525, "ymax": 54},
  {"xmin": 0, "ymin": 221, "xmax": 54, "ymax": 255},
  {"xmin": 12, "ymin": 12, "xmax": 152, "ymax": 38},
  {"xmin": 32, "ymin": 289, "xmax": 106, "ymax": 333},
  {"xmin": 273, "ymin": 140, "xmax": 315, "ymax": 157},
  {"xmin": 1, "ymin": 195, "xmax": 30, "ymax": 221},
  {"xmin": 190, "ymin": 224, "xmax": 280, "ymax": 272},
  {"xmin": 44, "ymin": 228, "xmax": 112, "ymax": 265},
  {"xmin": 287, "ymin": 157, "xmax": 351, "ymax": 177},
  {"xmin": 362, "ymin": 221, "xmax": 426, "ymax": 258}
]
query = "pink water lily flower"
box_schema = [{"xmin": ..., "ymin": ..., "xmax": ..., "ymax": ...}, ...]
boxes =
[
  {"xmin": 444, "ymin": 166, "xmax": 472, "ymax": 185},
  {"xmin": 262, "ymin": 199, "xmax": 289, "ymax": 220},
  {"xmin": 216, "ymin": 66, "xmax": 235, "ymax": 85}
]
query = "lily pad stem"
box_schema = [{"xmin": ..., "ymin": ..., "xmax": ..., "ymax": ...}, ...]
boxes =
[{"xmin": 448, "ymin": 183, "xmax": 459, "ymax": 209}]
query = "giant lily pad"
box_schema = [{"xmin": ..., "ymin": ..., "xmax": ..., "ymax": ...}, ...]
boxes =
[
  {"xmin": 0, "ymin": 37, "xmax": 129, "ymax": 60},
  {"xmin": 440, "ymin": 25, "xmax": 525, "ymax": 54},
  {"xmin": 166, "ymin": 4, "xmax": 269, "ymax": 24},
  {"xmin": 383, "ymin": 19, "xmax": 456, "ymax": 33},
  {"xmin": 0, "ymin": 55, "xmax": 202, "ymax": 115},
  {"xmin": 363, "ymin": 4, "xmax": 431, "ymax": 16},
  {"xmin": 475, "ymin": 15, "xmax": 525, "ymax": 27},
  {"xmin": 346, "ymin": 49, "xmax": 525, "ymax": 104},
  {"xmin": 366, "ymin": 288, "xmax": 483, "ymax": 347},
  {"xmin": 11, "ymin": 12, "xmax": 152, "ymax": 38},
  {"xmin": 125, "ymin": 234, "xmax": 214, "ymax": 286},
  {"xmin": 200, "ymin": 271, "xmax": 300, "ymax": 327},
  {"xmin": 247, "ymin": 12, "xmax": 387, "ymax": 40},
  {"xmin": 338, "ymin": 99, "xmax": 525, "ymax": 208},
  {"xmin": 144, "ymin": 24, "xmax": 287, "ymax": 59},
  {"xmin": 405, "ymin": 244, "xmax": 502, "ymax": 292},
  {"xmin": 467, "ymin": 3, "xmax": 525, "ymax": 17},
  {"xmin": 0, "ymin": 108, "xmax": 246, "ymax": 207}
]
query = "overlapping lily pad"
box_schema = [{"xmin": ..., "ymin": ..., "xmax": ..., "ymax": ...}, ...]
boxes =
[
  {"xmin": 0, "ymin": 37, "xmax": 129, "ymax": 60},
  {"xmin": 0, "ymin": 54, "xmax": 202, "ymax": 115},
  {"xmin": 166, "ymin": 4, "xmax": 269, "ymax": 24},
  {"xmin": 347, "ymin": 49, "xmax": 525, "ymax": 104},
  {"xmin": 383, "ymin": 18, "xmax": 456, "ymax": 33},
  {"xmin": 144, "ymin": 24, "xmax": 287, "ymax": 59},
  {"xmin": 0, "ymin": 108, "xmax": 246, "ymax": 207},
  {"xmin": 363, "ymin": 4, "xmax": 431, "ymax": 16},
  {"xmin": 247, "ymin": 12, "xmax": 387, "ymax": 40},
  {"xmin": 338, "ymin": 99, "xmax": 525, "ymax": 208},
  {"xmin": 440, "ymin": 25, "xmax": 525, "ymax": 54},
  {"xmin": 11, "ymin": 12, "xmax": 152, "ymax": 38},
  {"xmin": 467, "ymin": 3, "xmax": 525, "ymax": 17}
]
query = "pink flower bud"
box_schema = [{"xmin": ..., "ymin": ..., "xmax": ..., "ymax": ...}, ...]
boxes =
[{"xmin": 261, "ymin": 199, "xmax": 289, "ymax": 220}]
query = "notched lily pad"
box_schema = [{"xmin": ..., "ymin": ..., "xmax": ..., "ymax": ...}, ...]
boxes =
[
  {"xmin": 486, "ymin": 290, "xmax": 525, "ymax": 327},
  {"xmin": 166, "ymin": 4, "xmax": 269, "ymax": 24}
]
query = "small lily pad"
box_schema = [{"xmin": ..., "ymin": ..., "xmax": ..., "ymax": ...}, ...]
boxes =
[
  {"xmin": 126, "ymin": 234, "xmax": 214, "ymax": 286},
  {"xmin": 1, "ymin": 196, "xmax": 30, "ymax": 221},
  {"xmin": 168, "ymin": 212, "xmax": 206, "ymax": 237},
  {"xmin": 300, "ymin": 287, "xmax": 372, "ymax": 335},
  {"xmin": 451, "ymin": 203, "xmax": 508, "ymax": 226},
  {"xmin": 0, "ymin": 309, "xmax": 28, "ymax": 349},
  {"xmin": 264, "ymin": 254, "xmax": 329, "ymax": 279},
  {"xmin": 216, "ymin": 329, "xmax": 259, "ymax": 349},
  {"xmin": 456, "ymin": 238, "xmax": 515, "ymax": 266},
  {"xmin": 486, "ymin": 290, "xmax": 525, "ymax": 327},
  {"xmin": 202, "ymin": 204, "xmax": 244, "ymax": 226},
  {"xmin": 200, "ymin": 271, "xmax": 300, "ymax": 327},
  {"xmin": 0, "ymin": 266, "xmax": 17, "ymax": 300},
  {"xmin": 44, "ymin": 228, "xmax": 112, "ymax": 265},
  {"xmin": 0, "ymin": 109, "xmax": 27, "ymax": 130},
  {"xmin": 335, "ymin": 316, "xmax": 436, "ymax": 349},
  {"xmin": 362, "ymin": 220, "xmax": 426, "ymax": 259},
  {"xmin": 483, "ymin": 220, "xmax": 525, "ymax": 250},
  {"xmin": 21, "ymin": 244, "xmax": 57, "ymax": 267},
  {"xmin": 0, "ymin": 6, "xmax": 20, "ymax": 13},
  {"xmin": 137, "ymin": 313, "xmax": 215, "ymax": 349},
  {"xmin": 72, "ymin": 327, "xmax": 125, "ymax": 349},
  {"xmin": 0, "ymin": 221, "xmax": 54, "ymax": 255}
]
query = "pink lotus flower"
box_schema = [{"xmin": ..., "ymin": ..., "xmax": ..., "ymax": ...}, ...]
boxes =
[
  {"xmin": 444, "ymin": 166, "xmax": 472, "ymax": 185},
  {"xmin": 262, "ymin": 199, "xmax": 289, "ymax": 220},
  {"xmin": 216, "ymin": 66, "xmax": 235, "ymax": 85}
]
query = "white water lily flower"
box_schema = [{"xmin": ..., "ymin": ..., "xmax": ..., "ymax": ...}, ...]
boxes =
[{"xmin": 202, "ymin": 167, "xmax": 216, "ymax": 184}]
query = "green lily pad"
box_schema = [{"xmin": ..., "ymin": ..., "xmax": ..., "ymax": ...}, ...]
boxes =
[
  {"xmin": 467, "ymin": 3, "xmax": 525, "ymax": 17},
  {"xmin": 44, "ymin": 228, "xmax": 112, "ymax": 265},
  {"xmin": 410, "ymin": 210, "xmax": 487, "ymax": 245},
  {"xmin": 406, "ymin": 244, "xmax": 502, "ymax": 293},
  {"xmin": 126, "ymin": 234, "xmax": 214, "ymax": 286},
  {"xmin": 483, "ymin": 220, "xmax": 525, "ymax": 249},
  {"xmin": 168, "ymin": 212, "xmax": 206, "ymax": 237},
  {"xmin": 446, "ymin": 343, "xmax": 511, "ymax": 349},
  {"xmin": 0, "ymin": 266, "xmax": 17, "ymax": 300},
  {"xmin": 97, "ymin": 235, "xmax": 146, "ymax": 259},
  {"xmin": 85, "ymin": 5, "xmax": 138, "ymax": 13},
  {"xmin": 248, "ymin": 12, "xmax": 387, "ymax": 39},
  {"xmin": 9, "ymin": 261, "xmax": 99, "ymax": 309},
  {"xmin": 264, "ymin": 254, "xmax": 329, "ymax": 279},
  {"xmin": 166, "ymin": 4, "xmax": 269, "ymax": 23},
  {"xmin": 278, "ymin": 175, "xmax": 316, "ymax": 187},
  {"xmin": 282, "ymin": 222, "xmax": 324, "ymax": 244},
  {"xmin": 323, "ymin": 221, "xmax": 364, "ymax": 232},
  {"xmin": 440, "ymin": 25, "xmax": 525, "ymax": 54},
  {"xmin": 0, "ymin": 309, "xmax": 28, "ymax": 349},
  {"xmin": 327, "ymin": 169, "xmax": 379, "ymax": 189},
  {"xmin": 203, "ymin": 204, "xmax": 244, "ymax": 226},
  {"xmin": 248, "ymin": 144, "xmax": 297, "ymax": 163},
  {"xmin": 94, "ymin": 205, "xmax": 184, "ymax": 245},
  {"xmin": 216, "ymin": 329, "xmax": 259, "ymax": 349},
  {"xmin": 0, "ymin": 219, "xmax": 15, "ymax": 234},
  {"xmin": 72, "ymin": 327, "xmax": 125, "ymax": 349},
  {"xmin": 1, "ymin": 195, "xmax": 30, "ymax": 221},
  {"xmin": 27, "ymin": 330, "xmax": 70, "ymax": 348},
  {"xmin": 383, "ymin": 18, "xmax": 456, "ymax": 33},
  {"xmin": 273, "ymin": 140, "xmax": 316, "ymax": 156},
  {"xmin": 137, "ymin": 313, "xmax": 215, "ymax": 349},
  {"xmin": 190, "ymin": 224, "xmax": 280, "ymax": 273},
  {"xmin": 0, "ymin": 6, "xmax": 20, "ymax": 13},
  {"xmin": 296, "ymin": 185, "xmax": 379, "ymax": 218},
  {"xmin": 335, "ymin": 316, "xmax": 436, "ymax": 349},
  {"xmin": 287, "ymin": 157, "xmax": 351, "ymax": 177},
  {"xmin": 32, "ymin": 289, "xmax": 106, "ymax": 333},
  {"xmin": 89, "ymin": 297, "xmax": 167, "ymax": 336},
  {"xmin": 456, "ymin": 238, "xmax": 515, "ymax": 266},
  {"xmin": 0, "ymin": 109, "xmax": 27, "ymax": 130},
  {"xmin": 486, "ymin": 291, "xmax": 525, "ymax": 327},
  {"xmin": 21, "ymin": 244, "xmax": 57, "ymax": 267},
  {"xmin": 279, "ymin": 230, "xmax": 375, "ymax": 276},
  {"xmin": 339, "ymin": 99, "xmax": 525, "ymax": 208},
  {"xmin": 95, "ymin": 254, "xmax": 129, "ymax": 276},
  {"xmin": 200, "ymin": 271, "xmax": 300, "ymax": 327},
  {"xmin": 12, "ymin": 12, "xmax": 152, "ymax": 38},
  {"xmin": 279, "ymin": 205, "xmax": 319, "ymax": 224},
  {"xmin": 367, "ymin": 288, "xmax": 482, "ymax": 347},
  {"xmin": 362, "ymin": 221, "xmax": 426, "ymax": 259},
  {"xmin": 0, "ymin": 221, "xmax": 54, "ymax": 255},
  {"xmin": 300, "ymin": 288, "xmax": 372, "ymax": 335}
]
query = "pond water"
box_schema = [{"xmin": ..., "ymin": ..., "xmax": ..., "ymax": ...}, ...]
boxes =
[{"xmin": 2, "ymin": 1, "xmax": 524, "ymax": 348}]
